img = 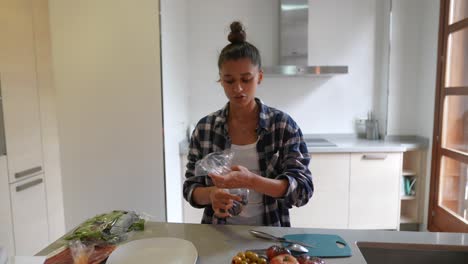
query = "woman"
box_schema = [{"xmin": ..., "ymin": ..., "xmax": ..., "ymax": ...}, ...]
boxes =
[{"xmin": 183, "ymin": 21, "xmax": 313, "ymax": 227}]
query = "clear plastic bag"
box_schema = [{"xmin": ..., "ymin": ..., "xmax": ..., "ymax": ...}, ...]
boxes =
[
  {"xmin": 194, "ymin": 150, "xmax": 249, "ymax": 216},
  {"xmin": 69, "ymin": 240, "xmax": 94, "ymax": 264},
  {"xmin": 194, "ymin": 150, "xmax": 234, "ymax": 176}
]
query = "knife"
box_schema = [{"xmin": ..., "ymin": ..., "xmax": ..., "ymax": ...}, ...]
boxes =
[{"xmin": 249, "ymin": 230, "xmax": 316, "ymax": 248}]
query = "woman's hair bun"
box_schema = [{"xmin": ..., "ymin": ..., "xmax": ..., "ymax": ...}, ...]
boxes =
[{"xmin": 228, "ymin": 21, "xmax": 246, "ymax": 44}]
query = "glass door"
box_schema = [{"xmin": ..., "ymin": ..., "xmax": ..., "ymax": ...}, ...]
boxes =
[{"xmin": 429, "ymin": 0, "xmax": 468, "ymax": 232}]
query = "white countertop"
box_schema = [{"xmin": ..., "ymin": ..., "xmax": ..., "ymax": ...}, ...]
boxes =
[
  {"xmin": 303, "ymin": 134, "xmax": 428, "ymax": 153},
  {"xmin": 179, "ymin": 134, "xmax": 429, "ymax": 155},
  {"xmin": 37, "ymin": 222, "xmax": 468, "ymax": 264}
]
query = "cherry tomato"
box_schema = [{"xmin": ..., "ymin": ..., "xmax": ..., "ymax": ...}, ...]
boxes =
[
  {"xmin": 266, "ymin": 245, "xmax": 291, "ymax": 260},
  {"xmin": 270, "ymin": 254, "xmax": 299, "ymax": 264}
]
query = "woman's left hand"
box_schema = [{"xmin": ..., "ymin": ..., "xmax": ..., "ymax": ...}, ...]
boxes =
[{"xmin": 209, "ymin": 165, "xmax": 255, "ymax": 189}]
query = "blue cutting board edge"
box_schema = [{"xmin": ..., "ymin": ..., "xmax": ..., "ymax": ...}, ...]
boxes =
[{"xmin": 283, "ymin": 234, "xmax": 352, "ymax": 258}]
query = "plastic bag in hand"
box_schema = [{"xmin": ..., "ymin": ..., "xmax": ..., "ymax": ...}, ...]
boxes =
[
  {"xmin": 194, "ymin": 150, "xmax": 249, "ymax": 216},
  {"xmin": 194, "ymin": 150, "xmax": 234, "ymax": 176}
]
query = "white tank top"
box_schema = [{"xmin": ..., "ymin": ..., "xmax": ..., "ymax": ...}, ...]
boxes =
[{"xmin": 226, "ymin": 141, "xmax": 264, "ymax": 225}]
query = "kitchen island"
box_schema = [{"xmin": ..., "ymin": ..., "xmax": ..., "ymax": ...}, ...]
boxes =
[{"xmin": 37, "ymin": 222, "xmax": 468, "ymax": 263}]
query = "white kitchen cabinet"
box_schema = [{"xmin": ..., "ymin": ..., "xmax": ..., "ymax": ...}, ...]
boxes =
[
  {"xmin": 291, "ymin": 153, "xmax": 350, "ymax": 228},
  {"xmin": 0, "ymin": 156, "xmax": 14, "ymax": 259},
  {"xmin": 0, "ymin": 0, "xmax": 51, "ymax": 256},
  {"xmin": 349, "ymin": 153, "xmax": 402, "ymax": 229},
  {"xmin": 9, "ymin": 174, "xmax": 49, "ymax": 256},
  {"xmin": 0, "ymin": 0, "xmax": 44, "ymax": 184}
]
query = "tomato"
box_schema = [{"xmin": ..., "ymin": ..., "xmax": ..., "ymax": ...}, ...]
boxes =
[
  {"xmin": 270, "ymin": 254, "xmax": 299, "ymax": 264},
  {"xmin": 297, "ymin": 255, "xmax": 326, "ymax": 264},
  {"xmin": 266, "ymin": 245, "xmax": 291, "ymax": 260},
  {"xmin": 296, "ymin": 254, "xmax": 310, "ymax": 264},
  {"xmin": 308, "ymin": 257, "xmax": 326, "ymax": 264}
]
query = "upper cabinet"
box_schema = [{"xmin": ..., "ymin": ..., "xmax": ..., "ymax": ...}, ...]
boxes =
[
  {"xmin": 0, "ymin": 0, "xmax": 44, "ymax": 183},
  {"xmin": 0, "ymin": 0, "xmax": 50, "ymax": 256}
]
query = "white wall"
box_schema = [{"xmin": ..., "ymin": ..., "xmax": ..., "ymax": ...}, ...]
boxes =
[
  {"xmin": 416, "ymin": 0, "xmax": 439, "ymax": 231},
  {"xmin": 386, "ymin": 0, "xmax": 439, "ymax": 230},
  {"xmin": 162, "ymin": 0, "xmax": 439, "ymax": 227},
  {"xmin": 161, "ymin": 0, "xmax": 190, "ymax": 223},
  {"xmin": 48, "ymin": 0, "xmax": 166, "ymax": 230},
  {"xmin": 387, "ymin": 0, "xmax": 438, "ymax": 137},
  {"xmin": 186, "ymin": 0, "xmax": 386, "ymax": 134},
  {"xmin": 187, "ymin": 0, "xmax": 280, "ymax": 124},
  {"xmin": 387, "ymin": 0, "xmax": 421, "ymax": 135}
]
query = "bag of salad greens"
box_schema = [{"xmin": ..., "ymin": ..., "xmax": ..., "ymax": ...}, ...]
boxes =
[{"xmin": 64, "ymin": 210, "xmax": 146, "ymax": 244}]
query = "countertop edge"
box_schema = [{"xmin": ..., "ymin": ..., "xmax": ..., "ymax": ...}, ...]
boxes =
[{"xmin": 179, "ymin": 134, "xmax": 430, "ymax": 155}]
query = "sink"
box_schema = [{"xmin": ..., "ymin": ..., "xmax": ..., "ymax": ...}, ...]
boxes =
[
  {"xmin": 357, "ymin": 242, "xmax": 468, "ymax": 264},
  {"xmin": 304, "ymin": 138, "xmax": 337, "ymax": 147}
]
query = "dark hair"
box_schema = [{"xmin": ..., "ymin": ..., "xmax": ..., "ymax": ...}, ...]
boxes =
[{"xmin": 217, "ymin": 21, "xmax": 262, "ymax": 70}]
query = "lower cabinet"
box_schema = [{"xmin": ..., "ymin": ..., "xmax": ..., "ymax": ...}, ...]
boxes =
[
  {"xmin": 348, "ymin": 153, "xmax": 402, "ymax": 229},
  {"xmin": 9, "ymin": 174, "xmax": 49, "ymax": 255},
  {"xmin": 291, "ymin": 153, "xmax": 350, "ymax": 229},
  {"xmin": 181, "ymin": 151, "xmax": 403, "ymax": 229},
  {"xmin": 291, "ymin": 152, "xmax": 402, "ymax": 230}
]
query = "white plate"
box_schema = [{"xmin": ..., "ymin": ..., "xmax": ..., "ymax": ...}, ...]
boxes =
[{"xmin": 106, "ymin": 237, "xmax": 198, "ymax": 264}]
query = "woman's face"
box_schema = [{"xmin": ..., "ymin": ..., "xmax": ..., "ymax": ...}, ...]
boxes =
[{"xmin": 219, "ymin": 58, "xmax": 263, "ymax": 108}]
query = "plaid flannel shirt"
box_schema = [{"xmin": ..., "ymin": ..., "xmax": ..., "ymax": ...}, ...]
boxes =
[{"xmin": 183, "ymin": 98, "xmax": 313, "ymax": 226}]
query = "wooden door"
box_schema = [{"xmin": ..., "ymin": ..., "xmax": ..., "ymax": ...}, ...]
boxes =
[{"xmin": 429, "ymin": 0, "xmax": 468, "ymax": 232}]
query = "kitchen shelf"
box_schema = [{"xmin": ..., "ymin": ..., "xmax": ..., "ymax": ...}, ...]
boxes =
[
  {"xmin": 399, "ymin": 149, "xmax": 427, "ymax": 229},
  {"xmin": 402, "ymin": 170, "xmax": 417, "ymax": 176},
  {"xmin": 400, "ymin": 215, "xmax": 418, "ymax": 224},
  {"xmin": 401, "ymin": 195, "xmax": 416, "ymax": 200}
]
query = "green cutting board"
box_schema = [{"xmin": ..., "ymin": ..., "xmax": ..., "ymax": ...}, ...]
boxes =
[{"xmin": 283, "ymin": 234, "xmax": 352, "ymax": 258}]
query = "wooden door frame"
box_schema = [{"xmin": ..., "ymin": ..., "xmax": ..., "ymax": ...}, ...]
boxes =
[{"xmin": 428, "ymin": 0, "xmax": 468, "ymax": 232}]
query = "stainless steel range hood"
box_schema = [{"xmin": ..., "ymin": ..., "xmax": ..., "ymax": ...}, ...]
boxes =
[{"xmin": 263, "ymin": 0, "xmax": 348, "ymax": 76}]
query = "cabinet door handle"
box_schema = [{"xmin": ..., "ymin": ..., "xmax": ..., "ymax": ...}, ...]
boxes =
[
  {"xmin": 362, "ymin": 154, "xmax": 387, "ymax": 160},
  {"xmin": 14, "ymin": 166, "xmax": 42, "ymax": 179},
  {"xmin": 16, "ymin": 178, "xmax": 43, "ymax": 192}
]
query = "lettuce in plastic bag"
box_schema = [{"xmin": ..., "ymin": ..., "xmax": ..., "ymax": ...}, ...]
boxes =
[{"xmin": 64, "ymin": 210, "xmax": 145, "ymax": 244}]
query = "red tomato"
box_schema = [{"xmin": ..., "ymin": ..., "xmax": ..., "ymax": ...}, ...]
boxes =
[
  {"xmin": 296, "ymin": 255, "xmax": 310, "ymax": 264},
  {"xmin": 270, "ymin": 254, "xmax": 299, "ymax": 264},
  {"xmin": 297, "ymin": 255, "xmax": 326, "ymax": 264},
  {"xmin": 266, "ymin": 245, "xmax": 291, "ymax": 260}
]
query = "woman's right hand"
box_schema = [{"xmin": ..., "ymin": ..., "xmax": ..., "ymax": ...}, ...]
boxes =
[{"xmin": 210, "ymin": 188, "xmax": 242, "ymax": 218}]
